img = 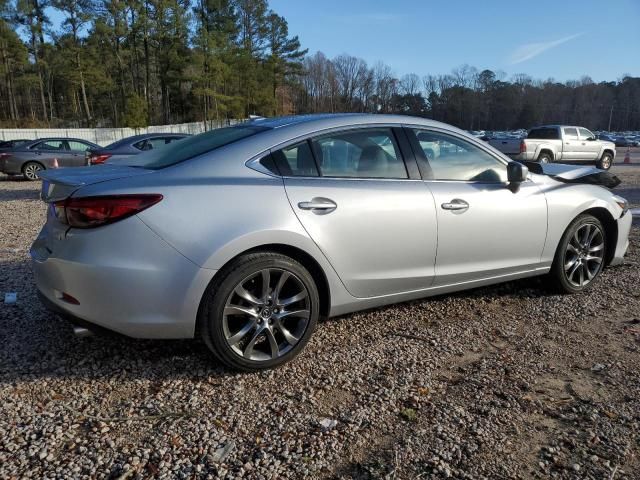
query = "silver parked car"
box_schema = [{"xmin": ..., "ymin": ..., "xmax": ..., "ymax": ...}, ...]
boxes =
[
  {"xmin": 0, "ymin": 138, "xmax": 100, "ymax": 180},
  {"xmin": 31, "ymin": 114, "xmax": 632, "ymax": 371}
]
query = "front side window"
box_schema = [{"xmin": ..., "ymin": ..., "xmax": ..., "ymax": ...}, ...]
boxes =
[
  {"xmin": 272, "ymin": 141, "xmax": 319, "ymax": 177},
  {"xmin": 311, "ymin": 128, "xmax": 407, "ymax": 179},
  {"xmin": 411, "ymin": 129, "xmax": 507, "ymax": 183},
  {"xmin": 563, "ymin": 128, "xmax": 579, "ymax": 140},
  {"xmin": 33, "ymin": 140, "xmax": 66, "ymax": 151},
  {"xmin": 578, "ymin": 128, "xmax": 594, "ymax": 140}
]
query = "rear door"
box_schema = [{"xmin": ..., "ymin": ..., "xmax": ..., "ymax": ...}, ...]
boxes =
[
  {"xmin": 406, "ymin": 127, "xmax": 548, "ymax": 285},
  {"xmin": 279, "ymin": 127, "xmax": 438, "ymax": 298},
  {"xmin": 31, "ymin": 139, "xmax": 72, "ymax": 166}
]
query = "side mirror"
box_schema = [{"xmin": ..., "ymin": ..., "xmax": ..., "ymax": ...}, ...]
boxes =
[{"xmin": 507, "ymin": 162, "xmax": 528, "ymax": 191}]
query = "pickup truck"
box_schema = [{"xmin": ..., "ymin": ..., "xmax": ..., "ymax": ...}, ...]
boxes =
[{"xmin": 488, "ymin": 125, "xmax": 616, "ymax": 170}]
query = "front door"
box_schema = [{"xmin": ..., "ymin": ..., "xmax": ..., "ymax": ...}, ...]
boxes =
[
  {"xmin": 576, "ymin": 128, "xmax": 600, "ymax": 161},
  {"xmin": 562, "ymin": 127, "xmax": 580, "ymax": 161},
  {"xmin": 277, "ymin": 127, "xmax": 438, "ymax": 298},
  {"xmin": 406, "ymin": 128, "xmax": 548, "ymax": 286}
]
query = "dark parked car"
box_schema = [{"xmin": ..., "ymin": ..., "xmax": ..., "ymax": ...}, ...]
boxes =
[
  {"xmin": 614, "ymin": 136, "xmax": 634, "ymax": 147},
  {"xmin": 0, "ymin": 138, "xmax": 100, "ymax": 180},
  {"xmin": 87, "ymin": 133, "xmax": 191, "ymax": 165},
  {"xmin": 0, "ymin": 139, "xmax": 30, "ymax": 150}
]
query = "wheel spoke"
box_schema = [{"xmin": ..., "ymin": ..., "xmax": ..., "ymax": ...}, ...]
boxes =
[
  {"xmin": 227, "ymin": 320, "xmax": 256, "ymax": 346},
  {"xmin": 243, "ymin": 328, "xmax": 262, "ymax": 358},
  {"xmin": 589, "ymin": 243, "xmax": 604, "ymax": 253},
  {"xmin": 585, "ymin": 255, "xmax": 602, "ymax": 264},
  {"xmin": 565, "ymin": 256, "xmax": 578, "ymax": 271},
  {"xmin": 261, "ymin": 269, "xmax": 271, "ymax": 299},
  {"xmin": 578, "ymin": 264, "xmax": 585, "ymax": 286},
  {"xmin": 279, "ymin": 290, "xmax": 308, "ymax": 307},
  {"xmin": 272, "ymin": 271, "xmax": 290, "ymax": 305},
  {"xmin": 277, "ymin": 309, "xmax": 310, "ymax": 320},
  {"xmin": 234, "ymin": 285, "xmax": 261, "ymax": 306},
  {"xmin": 265, "ymin": 329, "xmax": 280, "ymax": 359},
  {"xmin": 567, "ymin": 261, "xmax": 581, "ymax": 281},
  {"xmin": 587, "ymin": 227, "xmax": 599, "ymax": 244},
  {"xmin": 580, "ymin": 225, "xmax": 591, "ymax": 245},
  {"xmin": 224, "ymin": 305, "xmax": 258, "ymax": 318},
  {"xmin": 275, "ymin": 318, "xmax": 299, "ymax": 345},
  {"xmin": 566, "ymin": 244, "xmax": 579, "ymax": 255}
]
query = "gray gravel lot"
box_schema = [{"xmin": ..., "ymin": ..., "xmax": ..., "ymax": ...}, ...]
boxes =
[{"xmin": 1, "ymin": 167, "xmax": 639, "ymax": 479}]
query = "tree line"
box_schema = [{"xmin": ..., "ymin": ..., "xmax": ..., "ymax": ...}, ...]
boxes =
[{"xmin": 0, "ymin": 0, "xmax": 639, "ymax": 131}]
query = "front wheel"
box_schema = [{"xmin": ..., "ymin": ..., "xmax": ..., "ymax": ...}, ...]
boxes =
[
  {"xmin": 548, "ymin": 214, "xmax": 606, "ymax": 293},
  {"xmin": 597, "ymin": 153, "xmax": 613, "ymax": 170},
  {"xmin": 22, "ymin": 161, "xmax": 43, "ymax": 180},
  {"xmin": 199, "ymin": 252, "xmax": 319, "ymax": 371}
]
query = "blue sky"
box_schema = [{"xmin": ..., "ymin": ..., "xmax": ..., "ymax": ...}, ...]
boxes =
[{"xmin": 270, "ymin": 0, "xmax": 640, "ymax": 82}]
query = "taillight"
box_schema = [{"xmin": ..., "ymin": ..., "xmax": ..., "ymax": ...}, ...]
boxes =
[
  {"xmin": 90, "ymin": 154, "xmax": 111, "ymax": 165},
  {"xmin": 519, "ymin": 140, "xmax": 527, "ymax": 154},
  {"xmin": 53, "ymin": 194, "xmax": 163, "ymax": 228}
]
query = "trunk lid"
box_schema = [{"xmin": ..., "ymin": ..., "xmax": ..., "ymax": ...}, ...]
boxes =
[{"xmin": 38, "ymin": 165, "xmax": 153, "ymax": 202}]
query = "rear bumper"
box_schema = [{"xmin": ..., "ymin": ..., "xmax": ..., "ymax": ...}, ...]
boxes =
[
  {"xmin": 609, "ymin": 210, "xmax": 632, "ymax": 266},
  {"xmin": 31, "ymin": 215, "xmax": 216, "ymax": 339}
]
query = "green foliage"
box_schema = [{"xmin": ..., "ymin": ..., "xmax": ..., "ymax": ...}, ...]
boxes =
[
  {"xmin": 0, "ymin": 0, "xmax": 638, "ymax": 130},
  {"xmin": 122, "ymin": 93, "xmax": 147, "ymax": 128}
]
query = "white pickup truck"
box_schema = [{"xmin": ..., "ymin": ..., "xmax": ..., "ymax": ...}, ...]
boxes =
[{"xmin": 488, "ymin": 125, "xmax": 616, "ymax": 170}]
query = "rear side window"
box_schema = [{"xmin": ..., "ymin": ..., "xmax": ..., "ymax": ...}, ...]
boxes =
[
  {"xmin": 528, "ymin": 127, "xmax": 559, "ymax": 140},
  {"xmin": 272, "ymin": 141, "xmax": 319, "ymax": 177},
  {"xmin": 108, "ymin": 125, "xmax": 269, "ymax": 169},
  {"xmin": 67, "ymin": 141, "xmax": 92, "ymax": 151},
  {"xmin": 311, "ymin": 128, "xmax": 407, "ymax": 179},
  {"xmin": 563, "ymin": 128, "xmax": 578, "ymax": 139},
  {"xmin": 33, "ymin": 140, "xmax": 67, "ymax": 150}
]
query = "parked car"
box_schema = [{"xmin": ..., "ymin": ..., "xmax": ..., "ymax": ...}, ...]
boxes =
[
  {"xmin": 0, "ymin": 138, "xmax": 100, "ymax": 180},
  {"xmin": 32, "ymin": 114, "xmax": 631, "ymax": 371},
  {"xmin": 489, "ymin": 125, "xmax": 616, "ymax": 170},
  {"xmin": 0, "ymin": 139, "xmax": 29, "ymax": 150},
  {"xmin": 614, "ymin": 136, "xmax": 634, "ymax": 148},
  {"xmin": 87, "ymin": 133, "xmax": 191, "ymax": 165}
]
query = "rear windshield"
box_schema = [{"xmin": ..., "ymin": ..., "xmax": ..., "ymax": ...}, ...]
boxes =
[
  {"xmin": 107, "ymin": 125, "xmax": 269, "ymax": 169},
  {"xmin": 528, "ymin": 127, "xmax": 559, "ymax": 140}
]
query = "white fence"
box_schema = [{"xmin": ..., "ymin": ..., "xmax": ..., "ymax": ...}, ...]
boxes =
[{"xmin": 0, "ymin": 119, "xmax": 241, "ymax": 146}]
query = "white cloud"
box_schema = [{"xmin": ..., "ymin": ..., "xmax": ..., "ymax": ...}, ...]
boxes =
[{"xmin": 509, "ymin": 33, "xmax": 584, "ymax": 64}]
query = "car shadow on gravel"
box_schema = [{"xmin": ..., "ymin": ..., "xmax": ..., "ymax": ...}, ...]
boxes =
[
  {"xmin": 1, "ymin": 256, "xmax": 560, "ymax": 385},
  {"xmin": 0, "ymin": 188, "xmax": 39, "ymax": 202}
]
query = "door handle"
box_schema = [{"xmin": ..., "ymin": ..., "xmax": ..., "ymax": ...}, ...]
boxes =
[
  {"xmin": 298, "ymin": 198, "xmax": 337, "ymax": 213},
  {"xmin": 441, "ymin": 199, "xmax": 469, "ymax": 211}
]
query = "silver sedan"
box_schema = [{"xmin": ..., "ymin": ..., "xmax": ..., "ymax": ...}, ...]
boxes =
[{"xmin": 31, "ymin": 114, "xmax": 632, "ymax": 371}]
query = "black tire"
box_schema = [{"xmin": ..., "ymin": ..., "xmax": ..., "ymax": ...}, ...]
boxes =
[
  {"xmin": 596, "ymin": 152, "xmax": 613, "ymax": 170},
  {"xmin": 22, "ymin": 161, "xmax": 44, "ymax": 181},
  {"xmin": 537, "ymin": 152, "xmax": 552, "ymax": 164},
  {"xmin": 548, "ymin": 214, "xmax": 607, "ymax": 294},
  {"xmin": 199, "ymin": 252, "xmax": 319, "ymax": 371}
]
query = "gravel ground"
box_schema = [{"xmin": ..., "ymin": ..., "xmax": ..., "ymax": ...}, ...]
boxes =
[{"xmin": 1, "ymin": 170, "xmax": 639, "ymax": 479}]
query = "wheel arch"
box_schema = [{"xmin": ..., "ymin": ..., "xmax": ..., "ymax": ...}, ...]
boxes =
[
  {"xmin": 601, "ymin": 148, "xmax": 615, "ymax": 158},
  {"xmin": 196, "ymin": 243, "xmax": 332, "ymax": 326},
  {"xmin": 537, "ymin": 149, "xmax": 554, "ymax": 161},
  {"xmin": 581, "ymin": 207, "xmax": 618, "ymax": 266}
]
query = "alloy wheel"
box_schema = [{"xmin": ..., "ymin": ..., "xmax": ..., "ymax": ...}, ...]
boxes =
[
  {"xmin": 222, "ymin": 268, "xmax": 311, "ymax": 361},
  {"xmin": 23, "ymin": 163, "xmax": 42, "ymax": 180},
  {"xmin": 563, "ymin": 223, "xmax": 604, "ymax": 288}
]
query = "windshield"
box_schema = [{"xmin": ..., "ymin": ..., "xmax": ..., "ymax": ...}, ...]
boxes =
[{"xmin": 107, "ymin": 125, "xmax": 270, "ymax": 169}]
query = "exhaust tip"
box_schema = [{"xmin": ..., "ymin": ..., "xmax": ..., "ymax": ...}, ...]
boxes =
[{"xmin": 72, "ymin": 325, "xmax": 93, "ymax": 338}]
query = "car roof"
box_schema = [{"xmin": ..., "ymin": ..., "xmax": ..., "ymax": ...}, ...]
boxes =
[{"xmin": 246, "ymin": 113, "xmax": 463, "ymax": 133}]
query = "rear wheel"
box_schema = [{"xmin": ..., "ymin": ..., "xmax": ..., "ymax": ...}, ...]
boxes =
[
  {"xmin": 597, "ymin": 152, "xmax": 613, "ymax": 170},
  {"xmin": 549, "ymin": 214, "xmax": 606, "ymax": 293},
  {"xmin": 199, "ymin": 252, "xmax": 319, "ymax": 371},
  {"xmin": 537, "ymin": 152, "xmax": 552, "ymax": 164},
  {"xmin": 22, "ymin": 161, "xmax": 43, "ymax": 181}
]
